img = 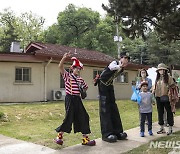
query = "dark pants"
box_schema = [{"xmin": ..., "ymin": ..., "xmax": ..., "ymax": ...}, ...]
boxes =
[
  {"xmin": 98, "ymin": 82, "xmax": 123, "ymax": 138},
  {"xmin": 138, "ymin": 105, "xmax": 148, "ymax": 123},
  {"xmin": 156, "ymin": 97, "xmax": 174, "ymax": 126},
  {"xmin": 55, "ymin": 95, "xmax": 91, "ymax": 134},
  {"xmin": 140, "ymin": 112, "xmax": 152, "ymax": 132}
]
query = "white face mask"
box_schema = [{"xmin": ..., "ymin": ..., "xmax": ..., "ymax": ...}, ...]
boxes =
[{"xmin": 73, "ymin": 67, "xmax": 81, "ymax": 75}]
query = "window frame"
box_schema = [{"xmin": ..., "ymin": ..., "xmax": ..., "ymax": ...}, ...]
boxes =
[
  {"xmin": 15, "ymin": 67, "xmax": 31, "ymax": 83},
  {"xmin": 115, "ymin": 72, "xmax": 128, "ymax": 83}
]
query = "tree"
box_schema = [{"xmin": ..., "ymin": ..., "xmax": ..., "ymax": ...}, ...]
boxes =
[
  {"xmin": 16, "ymin": 12, "xmax": 45, "ymax": 49},
  {"xmin": 145, "ymin": 32, "xmax": 180, "ymax": 66},
  {"xmin": 90, "ymin": 16, "xmax": 117, "ymax": 56},
  {"xmin": 0, "ymin": 8, "xmax": 18, "ymax": 52},
  {"xmin": 56, "ymin": 4, "xmax": 100, "ymax": 47},
  {"xmin": 120, "ymin": 37, "xmax": 146, "ymax": 64},
  {"xmin": 102, "ymin": 0, "xmax": 180, "ymax": 41},
  {"xmin": 42, "ymin": 24, "xmax": 60, "ymax": 44},
  {"xmin": 0, "ymin": 8, "xmax": 45, "ymax": 52},
  {"xmin": 43, "ymin": 4, "xmax": 118, "ymax": 56}
]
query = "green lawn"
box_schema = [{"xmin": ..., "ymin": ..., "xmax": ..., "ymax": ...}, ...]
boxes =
[
  {"xmin": 123, "ymin": 131, "xmax": 180, "ymax": 154},
  {"xmin": 0, "ymin": 100, "xmax": 180, "ymax": 150}
]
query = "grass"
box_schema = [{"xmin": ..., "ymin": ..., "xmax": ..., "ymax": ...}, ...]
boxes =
[
  {"xmin": 0, "ymin": 100, "xmax": 180, "ymax": 150},
  {"xmin": 123, "ymin": 131, "xmax": 180, "ymax": 154}
]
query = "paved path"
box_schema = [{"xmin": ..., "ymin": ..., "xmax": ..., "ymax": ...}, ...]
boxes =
[
  {"xmin": 0, "ymin": 135, "xmax": 56, "ymax": 154},
  {"xmin": 0, "ymin": 116, "xmax": 180, "ymax": 154}
]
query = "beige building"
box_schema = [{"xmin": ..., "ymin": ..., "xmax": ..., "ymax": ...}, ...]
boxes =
[{"xmin": 0, "ymin": 42, "xmax": 149, "ymax": 102}]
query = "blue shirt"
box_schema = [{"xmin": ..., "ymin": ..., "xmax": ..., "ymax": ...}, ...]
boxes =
[{"xmin": 136, "ymin": 77, "xmax": 152, "ymax": 91}]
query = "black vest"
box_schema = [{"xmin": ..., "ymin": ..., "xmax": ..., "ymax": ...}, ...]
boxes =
[{"xmin": 100, "ymin": 61, "xmax": 124, "ymax": 86}]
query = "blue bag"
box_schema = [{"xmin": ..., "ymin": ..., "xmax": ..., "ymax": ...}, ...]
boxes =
[{"xmin": 131, "ymin": 86, "xmax": 141, "ymax": 104}]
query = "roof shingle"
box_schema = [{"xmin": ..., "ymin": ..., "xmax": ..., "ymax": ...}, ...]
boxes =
[
  {"xmin": 26, "ymin": 42, "xmax": 115, "ymax": 66},
  {"xmin": 0, "ymin": 42, "xmax": 148, "ymax": 70}
]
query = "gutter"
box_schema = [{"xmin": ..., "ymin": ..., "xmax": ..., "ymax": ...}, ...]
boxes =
[{"xmin": 44, "ymin": 57, "xmax": 52, "ymax": 102}]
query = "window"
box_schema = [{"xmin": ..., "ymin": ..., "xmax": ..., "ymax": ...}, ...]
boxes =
[
  {"xmin": 15, "ymin": 67, "xmax": 31, "ymax": 82},
  {"xmin": 93, "ymin": 70, "xmax": 103, "ymax": 79},
  {"xmin": 116, "ymin": 72, "xmax": 128, "ymax": 83}
]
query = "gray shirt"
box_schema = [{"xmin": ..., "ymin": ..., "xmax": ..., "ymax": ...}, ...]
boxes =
[{"xmin": 139, "ymin": 92, "xmax": 152, "ymax": 113}]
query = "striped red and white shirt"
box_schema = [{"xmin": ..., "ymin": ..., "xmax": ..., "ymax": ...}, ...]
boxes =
[{"xmin": 62, "ymin": 70, "xmax": 88, "ymax": 96}]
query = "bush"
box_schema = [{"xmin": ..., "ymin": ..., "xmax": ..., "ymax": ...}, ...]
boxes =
[{"xmin": 0, "ymin": 112, "xmax": 5, "ymax": 120}]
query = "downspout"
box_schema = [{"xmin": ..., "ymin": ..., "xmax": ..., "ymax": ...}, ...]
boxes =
[{"xmin": 44, "ymin": 57, "xmax": 52, "ymax": 102}]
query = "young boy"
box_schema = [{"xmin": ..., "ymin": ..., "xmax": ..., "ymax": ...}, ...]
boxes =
[
  {"xmin": 139, "ymin": 81, "xmax": 153, "ymax": 137},
  {"xmin": 54, "ymin": 52, "xmax": 96, "ymax": 146}
]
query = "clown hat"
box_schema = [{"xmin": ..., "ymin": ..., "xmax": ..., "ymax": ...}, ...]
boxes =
[{"xmin": 71, "ymin": 57, "xmax": 83, "ymax": 69}]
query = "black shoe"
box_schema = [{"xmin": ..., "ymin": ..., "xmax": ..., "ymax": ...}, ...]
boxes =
[
  {"xmin": 116, "ymin": 132, "xmax": 128, "ymax": 140},
  {"xmin": 102, "ymin": 135, "xmax": 117, "ymax": 143}
]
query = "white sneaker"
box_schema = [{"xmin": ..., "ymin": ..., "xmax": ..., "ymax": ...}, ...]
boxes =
[{"xmin": 157, "ymin": 128, "xmax": 166, "ymax": 134}]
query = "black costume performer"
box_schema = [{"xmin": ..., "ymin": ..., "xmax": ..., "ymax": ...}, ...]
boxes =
[{"xmin": 94, "ymin": 52, "xmax": 129, "ymax": 142}]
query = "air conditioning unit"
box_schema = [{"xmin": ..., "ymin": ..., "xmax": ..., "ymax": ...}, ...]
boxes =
[{"xmin": 52, "ymin": 89, "xmax": 66, "ymax": 101}]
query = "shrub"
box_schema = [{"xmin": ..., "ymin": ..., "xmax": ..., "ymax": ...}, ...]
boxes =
[{"xmin": 0, "ymin": 112, "xmax": 5, "ymax": 120}]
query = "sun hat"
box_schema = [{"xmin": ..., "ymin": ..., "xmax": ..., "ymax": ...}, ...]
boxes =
[{"xmin": 156, "ymin": 63, "xmax": 168, "ymax": 72}]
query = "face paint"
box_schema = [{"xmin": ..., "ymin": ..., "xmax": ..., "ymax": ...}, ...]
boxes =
[{"xmin": 73, "ymin": 67, "xmax": 81, "ymax": 75}]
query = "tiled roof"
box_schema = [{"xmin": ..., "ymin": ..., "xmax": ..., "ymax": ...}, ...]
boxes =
[
  {"xmin": 0, "ymin": 52, "xmax": 43, "ymax": 63},
  {"xmin": 0, "ymin": 42, "xmax": 150, "ymax": 70},
  {"xmin": 126, "ymin": 63, "xmax": 150, "ymax": 70},
  {"xmin": 25, "ymin": 42, "xmax": 115, "ymax": 66},
  {"xmin": 25, "ymin": 42, "xmax": 150, "ymax": 70}
]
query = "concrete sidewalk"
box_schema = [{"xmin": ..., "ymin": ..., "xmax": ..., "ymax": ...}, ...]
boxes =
[
  {"xmin": 56, "ymin": 116, "xmax": 180, "ymax": 154},
  {"xmin": 0, "ymin": 116, "xmax": 180, "ymax": 154},
  {"xmin": 0, "ymin": 135, "xmax": 56, "ymax": 154}
]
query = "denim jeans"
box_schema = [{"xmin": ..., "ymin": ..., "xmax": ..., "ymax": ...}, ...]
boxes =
[{"xmin": 140, "ymin": 112, "xmax": 152, "ymax": 132}]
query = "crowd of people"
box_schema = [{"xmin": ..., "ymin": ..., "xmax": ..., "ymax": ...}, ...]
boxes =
[
  {"xmin": 134, "ymin": 63, "xmax": 179, "ymax": 137},
  {"xmin": 54, "ymin": 51, "xmax": 179, "ymax": 146}
]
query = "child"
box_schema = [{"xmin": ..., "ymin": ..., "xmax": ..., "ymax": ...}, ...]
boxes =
[
  {"xmin": 139, "ymin": 81, "xmax": 153, "ymax": 137},
  {"xmin": 54, "ymin": 52, "xmax": 96, "ymax": 146}
]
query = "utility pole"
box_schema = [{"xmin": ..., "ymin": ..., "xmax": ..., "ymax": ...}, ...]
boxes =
[
  {"xmin": 116, "ymin": 17, "xmax": 120, "ymax": 58},
  {"xmin": 139, "ymin": 45, "xmax": 144, "ymax": 64},
  {"xmin": 114, "ymin": 10, "xmax": 122, "ymax": 58},
  {"xmin": 140, "ymin": 52, "xmax": 143, "ymax": 64}
]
